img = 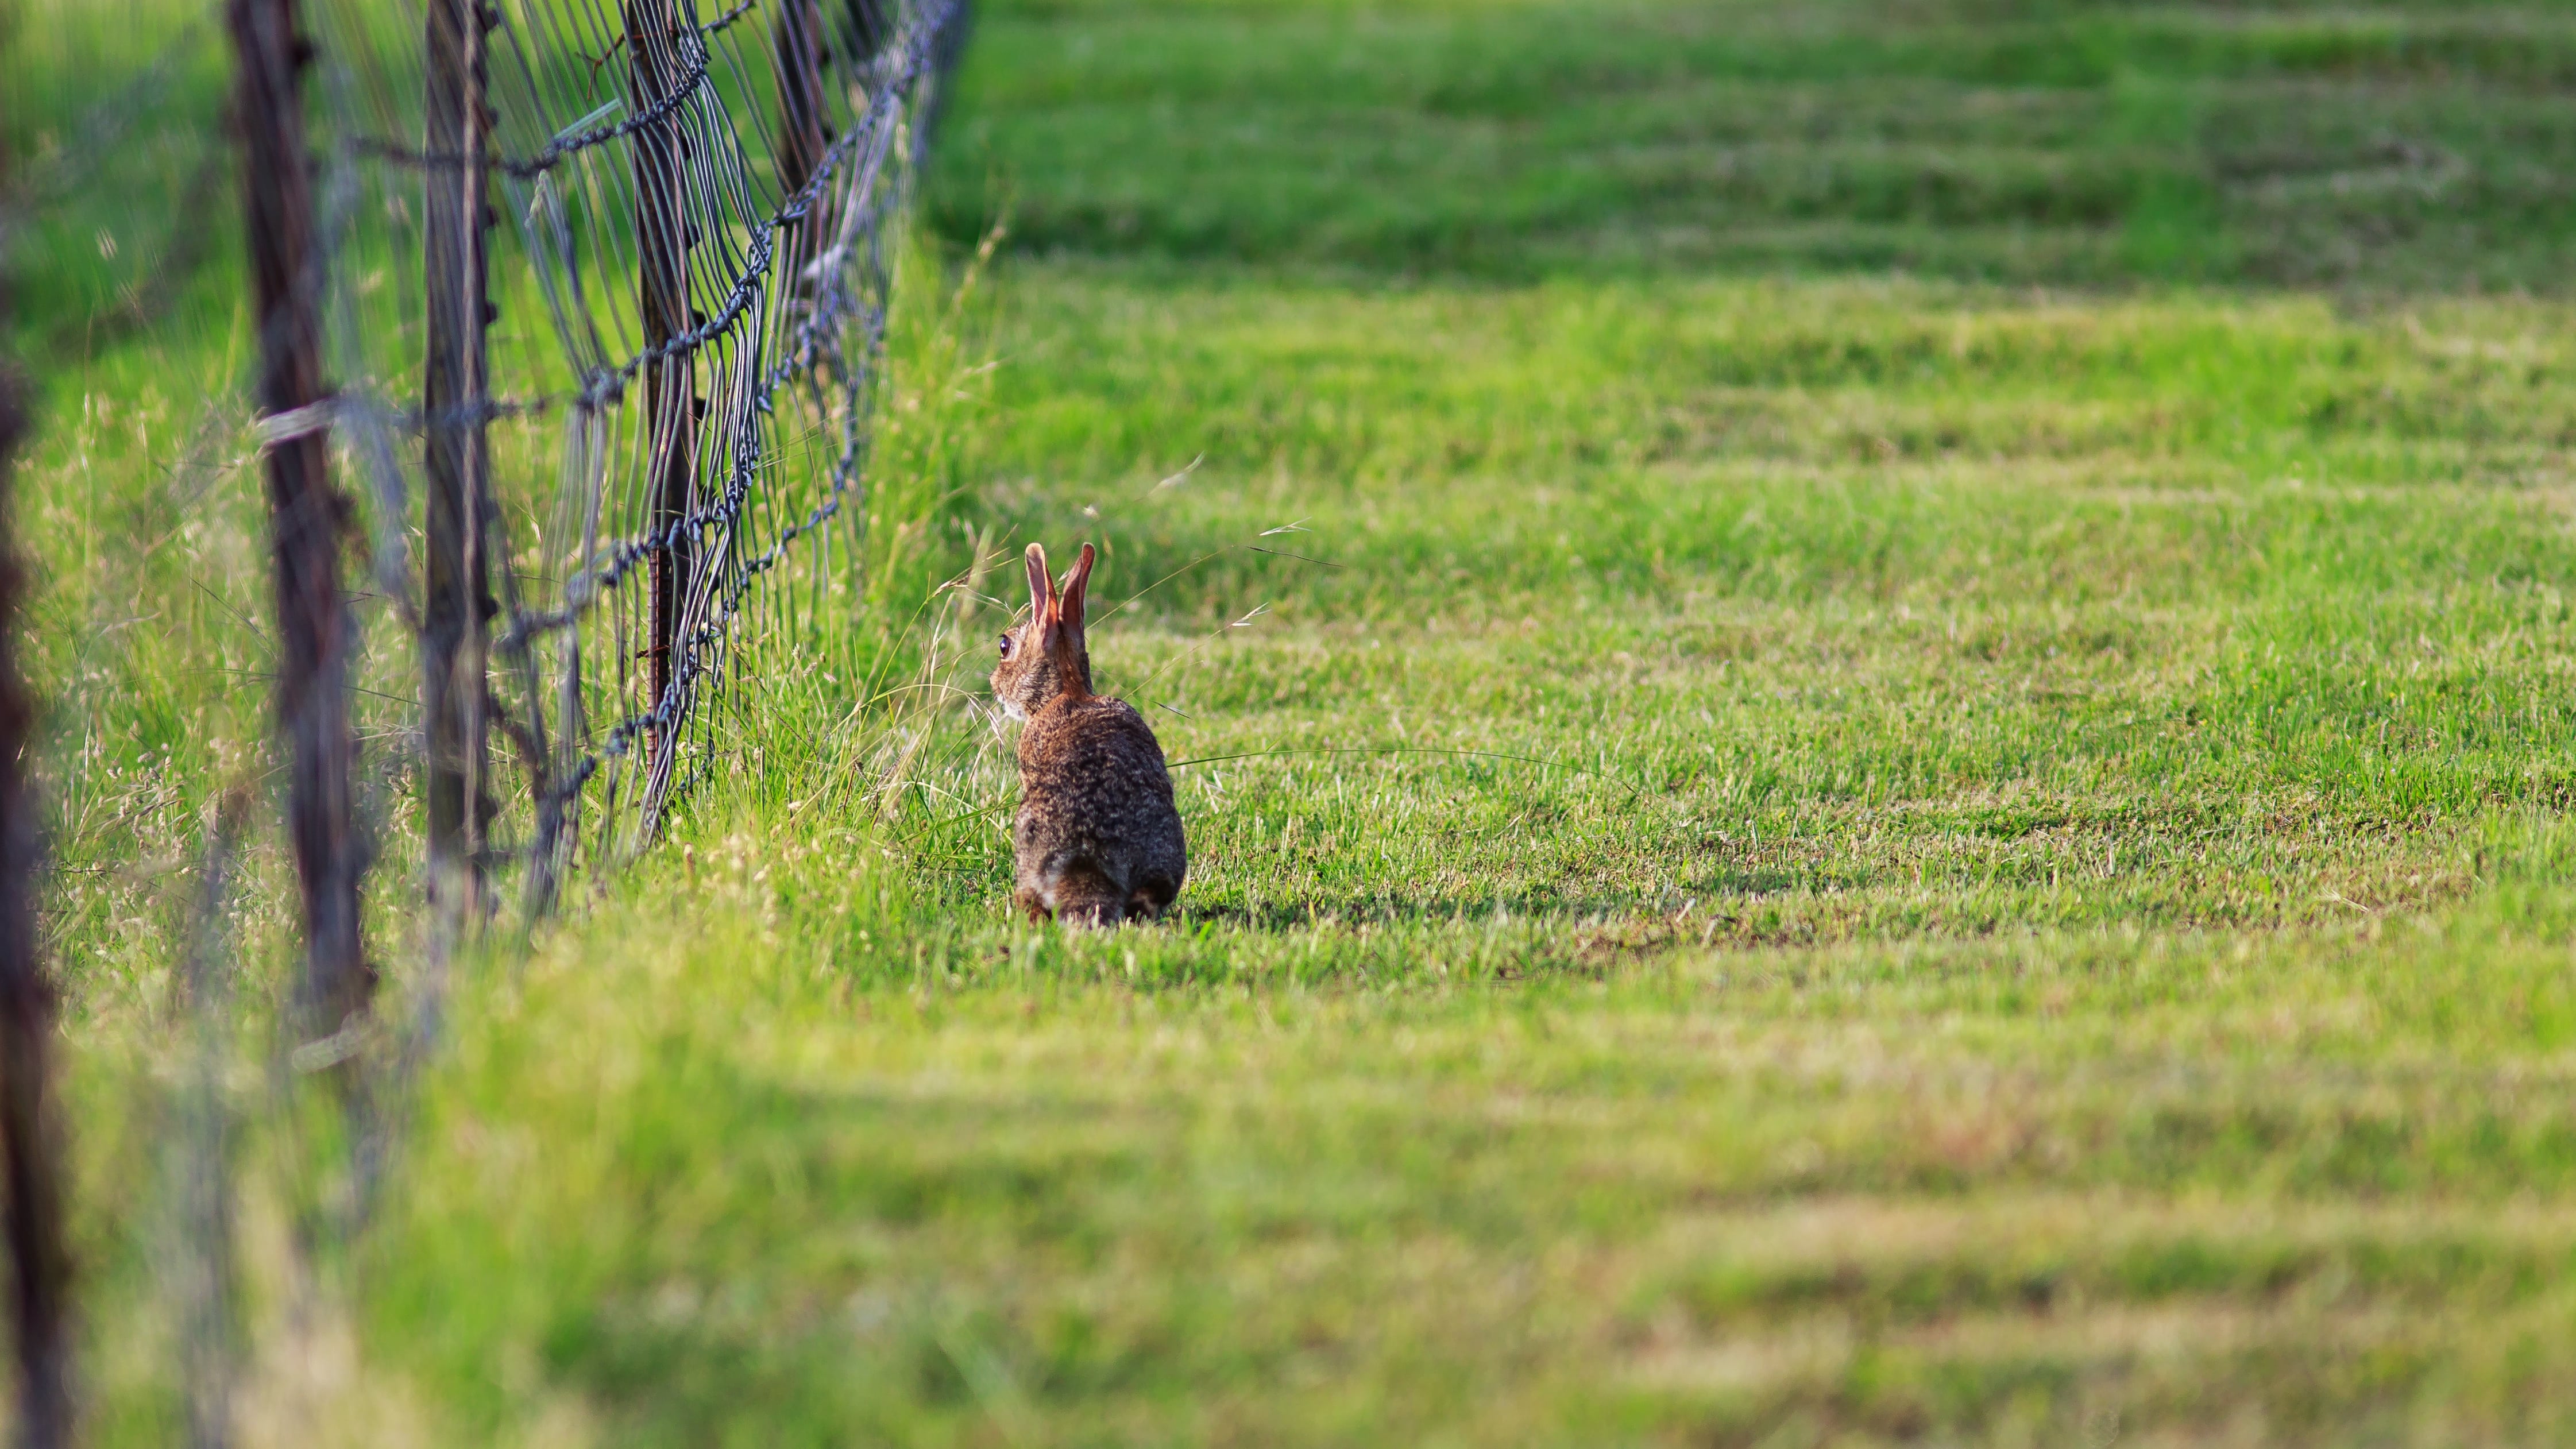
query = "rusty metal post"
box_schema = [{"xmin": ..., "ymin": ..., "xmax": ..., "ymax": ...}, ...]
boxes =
[
  {"xmin": 424, "ymin": 0, "xmax": 495, "ymax": 919},
  {"xmin": 628, "ymin": 0, "xmax": 696, "ymax": 784},
  {"xmin": 228, "ymin": 0, "xmax": 374, "ymax": 1037},
  {"xmin": 0, "ymin": 361, "xmax": 72, "ymax": 1449}
]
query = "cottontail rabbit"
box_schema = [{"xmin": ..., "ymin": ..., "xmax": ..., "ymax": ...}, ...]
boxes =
[{"xmin": 991, "ymin": 542, "xmax": 1187, "ymax": 925}]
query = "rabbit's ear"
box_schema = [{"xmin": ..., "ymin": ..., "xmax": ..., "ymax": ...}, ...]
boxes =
[
  {"xmin": 1060, "ymin": 543, "xmax": 1097, "ymax": 634},
  {"xmin": 1022, "ymin": 543, "xmax": 1055, "ymax": 625}
]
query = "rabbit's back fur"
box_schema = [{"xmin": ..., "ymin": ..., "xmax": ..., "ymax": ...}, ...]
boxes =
[{"xmin": 1014, "ymin": 694, "xmax": 1185, "ymax": 925}]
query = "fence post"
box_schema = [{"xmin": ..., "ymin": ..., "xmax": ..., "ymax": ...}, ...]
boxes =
[
  {"xmin": 628, "ymin": 0, "xmax": 697, "ymax": 797},
  {"xmin": 424, "ymin": 0, "xmax": 494, "ymax": 919},
  {"xmin": 775, "ymin": 0, "xmax": 832, "ymax": 318},
  {"xmin": 0, "ymin": 361, "xmax": 71, "ymax": 1449},
  {"xmin": 841, "ymin": 0, "xmax": 890, "ymax": 65},
  {"xmin": 228, "ymin": 0, "xmax": 374, "ymax": 1037}
]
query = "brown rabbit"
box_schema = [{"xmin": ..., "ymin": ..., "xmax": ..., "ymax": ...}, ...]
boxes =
[{"xmin": 991, "ymin": 542, "xmax": 1187, "ymax": 925}]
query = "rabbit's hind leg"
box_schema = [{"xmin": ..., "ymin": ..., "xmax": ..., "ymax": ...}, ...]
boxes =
[
  {"xmin": 1127, "ymin": 872, "xmax": 1179, "ymax": 921},
  {"xmin": 1013, "ymin": 884, "xmax": 1052, "ymax": 923},
  {"xmin": 1046, "ymin": 861, "xmax": 1127, "ymax": 928}
]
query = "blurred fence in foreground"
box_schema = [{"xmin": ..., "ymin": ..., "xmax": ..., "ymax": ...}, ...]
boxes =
[
  {"xmin": 225, "ymin": 0, "xmax": 962, "ymax": 1030},
  {"xmin": 9, "ymin": 1, "xmax": 970, "ymax": 1429}
]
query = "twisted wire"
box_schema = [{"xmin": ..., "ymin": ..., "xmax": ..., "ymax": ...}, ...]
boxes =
[{"xmin": 303, "ymin": 0, "xmax": 963, "ymax": 888}]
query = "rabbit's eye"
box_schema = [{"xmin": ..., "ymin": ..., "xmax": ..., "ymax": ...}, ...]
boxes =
[{"xmin": 997, "ymin": 633, "xmax": 1014, "ymax": 659}]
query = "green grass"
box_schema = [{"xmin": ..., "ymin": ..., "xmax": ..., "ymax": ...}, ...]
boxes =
[
  {"xmin": 926, "ymin": 0, "xmax": 2576, "ymax": 288},
  {"xmin": 18, "ymin": 0, "xmax": 2576, "ymax": 1443}
]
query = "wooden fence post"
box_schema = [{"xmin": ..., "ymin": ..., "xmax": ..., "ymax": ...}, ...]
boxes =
[
  {"xmin": 424, "ymin": 0, "xmax": 494, "ymax": 919},
  {"xmin": 0, "ymin": 360, "xmax": 72, "ymax": 1449},
  {"xmin": 841, "ymin": 0, "xmax": 890, "ymax": 65},
  {"xmin": 628, "ymin": 0, "xmax": 696, "ymax": 796},
  {"xmin": 775, "ymin": 0, "xmax": 833, "ymax": 317},
  {"xmin": 228, "ymin": 0, "xmax": 374, "ymax": 1037}
]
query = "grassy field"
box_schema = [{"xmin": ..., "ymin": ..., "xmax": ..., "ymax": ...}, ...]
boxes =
[{"xmin": 18, "ymin": 0, "xmax": 2576, "ymax": 1443}]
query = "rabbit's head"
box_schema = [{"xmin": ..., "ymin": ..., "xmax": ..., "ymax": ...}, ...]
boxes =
[{"xmin": 993, "ymin": 542, "xmax": 1095, "ymax": 721}]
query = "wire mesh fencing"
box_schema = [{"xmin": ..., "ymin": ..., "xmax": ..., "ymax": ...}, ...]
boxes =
[
  {"xmin": 276, "ymin": 0, "xmax": 964, "ymax": 937},
  {"xmin": 3, "ymin": 2, "xmax": 992, "ymax": 1432}
]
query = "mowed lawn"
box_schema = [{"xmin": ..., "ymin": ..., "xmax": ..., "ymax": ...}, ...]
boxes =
[{"xmin": 24, "ymin": 0, "xmax": 2576, "ymax": 1444}]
